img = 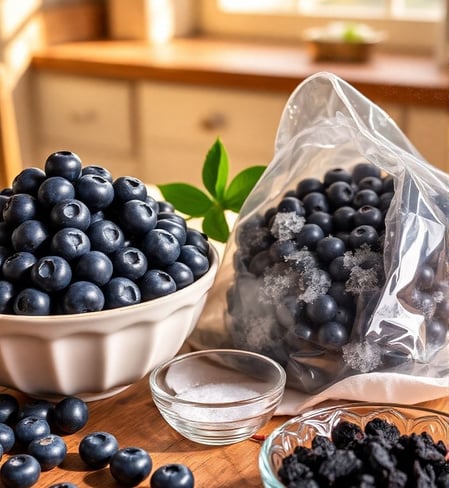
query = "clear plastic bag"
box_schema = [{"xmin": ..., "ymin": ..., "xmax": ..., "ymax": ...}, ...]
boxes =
[{"xmin": 190, "ymin": 72, "xmax": 449, "ymax": 406}]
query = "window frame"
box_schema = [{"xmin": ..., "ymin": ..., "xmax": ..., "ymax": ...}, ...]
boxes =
[{"xmin": 199, "ymin": 1, "xmax": 445, "ymax": 55}]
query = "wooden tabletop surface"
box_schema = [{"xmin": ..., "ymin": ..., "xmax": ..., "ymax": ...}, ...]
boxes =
[{"xmin": 1, "ymin": 375, "xmax": 447, "ymax": 487}]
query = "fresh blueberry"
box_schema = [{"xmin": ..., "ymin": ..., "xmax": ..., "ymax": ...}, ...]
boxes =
[
  {"xmin": 307, "ymin": 211, "xmax": 333, "ymax": 235},
  {"xmin": 0, "ymin": 245, "xmax": 12, "ymax": 267},
  {"xmin": 81, "ymin": 164, "xmax": 113, "ymax": 182},
  {"xmin": 50, "ymin": 199, "xmax": 91, "ymax": 230},
  {"xmin": 156, "ymin": 211, "xmax": 187, "ymax": 229},
  {"xmin": 156, "ymin": 219, "xmax": 187, "ymax": 246},
  {"xmin": 353, "ymin": 205, "xmax": 383, "ymax": 229},
  {"xmin": 75, "ymin": 174, "xmax": 114, "ymax": 212},
  {"xmin": 326, "ymin": 181, "xmax": 354, "ymax": 208},
  {"xmin": 2, "ymin": 252, "xmax": 37, "ymax": 283},
  {"xmin": 15, "ymin": 417, "xmax": 51, "ymax": 446},
  {"xmin": 113, "ymin": 176, "xmax": 147, "ymax": 203},
  {"xmin": 425, "ymin": 319, "xmax": 447, "ymax": 348},
  {"xmin": 145, "ymin": 196, "xmax": 160, "ymax": 214},
  {"xmin": 139, "ymin": 269, "xmax": 177, "ymax": 301},
  {"xmin": 12, "ymin": 168, "xmax": 46, "ymax": 196},
  {"xmin": 0, "ymin": 222, "xmax": 12, "ymax": 246},
  {"xmin": 78, "ymin": 431, "xmax": 119, "ymax": 469},
  {"xmin": 74, "ymin": 251, "xmax": 113, "ymax": 286},
  {"xmin": 0, "ymin": 454, "xmax": 41, "ymax": 488},
  {"xmin": 178, "ymin": 245, "xmax": 210, "ymax": 279},
  {"xmin": 295, "ymin": 223, "xmax": 324, "ymax": 250},
  {"xmin": 248, "ymin": 250, "xmax": 273, "ymax": 276},
  {"xmin": 328, "ymin": 256, "xmax": 351, "ymax": 281},
  {"xmin": 302, "ymin": 192, "xmax": 329, "ymax": 215},
  {"xmin": 351, "ymin": 162, "xmax": 381, "ymax": 183},
  {"xmin": 14, "ymin": 289, "xmax": 51, "ymax": 316},
  {"xmin": 323, "ymin": 167, "xmax": 352, "ymax": 186},
  {"xmin": 87, "ymin": 220, "xmax": 125, "ymax": 254},
  {"xmin": 0, "ymin": 195, "xmax": 9, "ymax": 219},
  {"xmin": 164, "ymin": 262, "xmax": 194, "ymax": 290},
  {"xmin": 111, "ymin": 247, "xmax": 148, "ymax": 280},
  {"xmin": 44, "ymin": 151, "xmax": 82, "ymax": 181},
  {"xmin": 37, "ymin": 177, "xmax": 75, "ymax": 208},
  {"xmin": 416, "ymin": 265, "xmax": 435, "ymax": 291},
  {"xmin": 0, "ymin": 394, "xmax": 19, "ymax": 424},
  {"xmin": 317, "ymin": 321, "xmax": 349, "ymax": 349},
  {"xmin": 27, "ymin": 434, "xmax": 67, "ymax": 470},
  {"xmin": 2, "ymin": 194, "xmax": 38, "ymax": 227},
  {"xmin": 62, "ymin": 281, "xmax": 104, "ymax": 314},
  {"xmin": 11, "ymin": 220, "xmax": 50, "ymax": 254},
  {"xmin": 296, "ymin": 178, "xmax": 324, "ymax": 198},
  {"xmin": 316, "ymin": 236, "xmax": 345, "ymax": 263},
  {"xmin": 141, "ymin": 228, "xmax": 181, "ymax": 267},
  {"xmin": 379, "ymin": 192, "xmax": 394, "ymax": 212},
  {"xmin": 348, "ymin": 225, "xmax": 379, "ymax": 249},
  {"xmin": 17, "ymin": 401, "xmax": 54, "ymax": 424},
  {"xmin": 118, "ymin": 199, "xmax": 157, "ymax": 236},
  {"xmin": 0, "ymin": 423, "xmax": 15, "ymax": 452},
  {"xmin": 358, "ymin": 176, "xmax": 383, "ymax": 194},
  {"xmin": 0, "ymin": 188, "xmax": 13, "ymax": 196},
  {"xmin": 150, "ymin": 463, "xmax": 195, "ymax": 488},
  {"xmin": 353, "ymin": 189, "xmax": 380, "ymax": 208},
  {"xmin": 277, "ymin": 196, "xmax": 305, "ymax": 216},
  {"xmin": 52, "ymin": 397, "xmax": 88, "ymax": 435},
  {"xmin": 185, "ymin": 229, "xmax": 209, "ymax": 255},
  {"xmin": 103, "ymin": 277, "xmax": 141, "ymax": 309},
  {"xmin": 30, "ymin": 256, "xmax": 72, "ymax": 292},
  {"xmin": 328, "ymin": 282, "xmax": 355, "ymax": 309},
  {"xmin": 157, "ymin": 200, "xmax": 175, "ymax": 212},
  {"xmin": 50, "ymin": 228, "xmax": 91, "ymax": 261},
  {"xmin": 109, "ymin": 447, "xmax": 152, "ymax": 487},
  {"xmin": 0, "ymin": 281, "xmax": 16, "ymax": 313},
  {"xmin": 306, "ymin": 295, "xmax": 338, "ymax": 325},
  {"xmin": 332, "ymin": 206, "xmax": 355, "ymax": 232},
  {"xmin": 382, "ymin": 175, "xmax": 395, "ymax": 193},
  {"xmin": 89, "ymin": 210, "xmax": 105, "ymax": 225},
  {"xmin": 335, "ymin": 306, "xmax": 355, "ymax": 329}
]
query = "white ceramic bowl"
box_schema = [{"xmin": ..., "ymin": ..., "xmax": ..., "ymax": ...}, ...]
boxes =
[
  {"xmin": 149, "ymin": 349, "xmax": 286, "ymax": 445},
  {"xmin": 0, "ymin": 246, "xmax": 219, "ymax": 401}
]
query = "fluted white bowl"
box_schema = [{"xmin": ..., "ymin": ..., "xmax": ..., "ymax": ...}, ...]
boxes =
[{"xmin": 0, "ymin": 246, "xmax": 219, "ymax": 401}]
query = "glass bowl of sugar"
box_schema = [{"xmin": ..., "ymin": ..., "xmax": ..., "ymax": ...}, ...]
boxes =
[{"xmin": 149, "ymin": 349, "xmax": 286, "ymax": 445}]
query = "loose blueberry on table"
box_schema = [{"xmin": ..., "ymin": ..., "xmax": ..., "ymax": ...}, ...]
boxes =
[
  {"xmin": 0, "ymin": 150, "xmax": 211, "ymax": 316},
  {"xmin": 109, "ymin": 447, "xmax": 152, "ymax": 486}
]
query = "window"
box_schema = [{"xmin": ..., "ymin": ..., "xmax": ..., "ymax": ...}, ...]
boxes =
[
  {"xmin": 200, "ymin": 0, "xmax": 445, "ymax": 54},
  {"xmin": 219, "ymin": 0, "xmax": 444, "ymax": 19}
]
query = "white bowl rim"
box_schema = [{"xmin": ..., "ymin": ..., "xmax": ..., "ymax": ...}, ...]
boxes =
[
  {"xmin": 0, "ymin": 244, "xmax": 219, "ymax": 325},
  {"xmin": 149, "ymin": 348, "xmax": 287, "ymax": 408}
]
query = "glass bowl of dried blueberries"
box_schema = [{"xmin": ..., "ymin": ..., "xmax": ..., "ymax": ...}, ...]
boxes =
[
  {"xmin": 259, "ymin": 403, "xmax": 449, "ymax": 487},
  {"xmin": 0, "ymin": 151, "xmax": 219, "ymax": 401}
]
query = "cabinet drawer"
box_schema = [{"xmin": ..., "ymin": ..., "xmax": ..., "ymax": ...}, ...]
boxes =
[
  {"xmin": 34, "ymin": 72, "xmax": 133, "ymax": 154},
  {"xmin": 138, "ymin": 82, "xmax": 286, "ymax": 156}
]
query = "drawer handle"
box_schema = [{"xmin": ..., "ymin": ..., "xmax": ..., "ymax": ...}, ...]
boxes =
[
  {"xmin": 69, "ymin": 110, "xmax": 98, "ymax": 124},
  {"xmin": 200, "ymin": 112, "xmax": 227, "ymax": 131}
]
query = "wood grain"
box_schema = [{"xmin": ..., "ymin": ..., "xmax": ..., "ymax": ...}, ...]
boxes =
[{"xmin": 0, "ymin": 373, "xmax": 447, "ymax": 487}]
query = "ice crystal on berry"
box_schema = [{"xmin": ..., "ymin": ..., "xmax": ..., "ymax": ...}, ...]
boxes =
[
  {"xmin": 342, "ymin": 340, "xmax": 382, "ymax": 372},
  {"xmin": 270, "ymin": 212, "xmax": 305, "ymax": 240}
]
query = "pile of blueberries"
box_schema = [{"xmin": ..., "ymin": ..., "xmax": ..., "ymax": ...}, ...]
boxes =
[
  {"xmin": 227, "ymin": 162, "xmax": 449, "ymax": 391},
  {"xmin": 0, "ymin": 151, "xmax": 211, "ymax": 315},
  {"xmin": 0, "ymin": 392, "xmax": 194, "ymax": 488},
  {"xmin": 277, "ymin": 417, "xmax": 449, "ymax": 487}
]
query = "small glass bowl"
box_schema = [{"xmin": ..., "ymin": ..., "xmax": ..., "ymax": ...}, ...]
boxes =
[
  {"xmin": 149, "ymin": 349, "xmax": 286, "ymax": 445},
  {"xmin": 259, "ymin": 402, "xmax": 449, "ymax": 487}
]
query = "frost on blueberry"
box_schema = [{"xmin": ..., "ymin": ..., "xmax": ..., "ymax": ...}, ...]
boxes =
[
  {"xmin": 341, "ymin": 341, "xmax": 382, "ymax": 373},
  {"xmin": 270, "ymin": 212, "xmax": 305, "ymax": 241}
]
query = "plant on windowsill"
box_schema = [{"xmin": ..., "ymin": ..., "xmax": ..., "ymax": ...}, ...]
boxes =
[{"xmin": 157, "ymin": 138, "xmax": 266, "ymax": 243}]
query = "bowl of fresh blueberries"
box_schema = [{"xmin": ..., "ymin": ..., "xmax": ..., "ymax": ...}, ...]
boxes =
[{"xmin": 0, "ymin": 150, "xmax": 219, "ymax": 400}]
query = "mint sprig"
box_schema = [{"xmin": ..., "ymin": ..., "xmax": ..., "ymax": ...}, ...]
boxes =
[{"xmin": 158, "ymin": 138, "xmax": 266, "ymax": 242}]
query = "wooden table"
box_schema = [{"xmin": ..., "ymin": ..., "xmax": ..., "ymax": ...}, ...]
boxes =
[{"xmin": 1, "ymin": 377, "xmax": 448, "ymax": 487}]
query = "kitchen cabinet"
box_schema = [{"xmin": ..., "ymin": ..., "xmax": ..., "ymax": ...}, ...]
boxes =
[
  {"xmin": 33, "ymin": 72, "xmax": 139, "ymax": 178},
  {"xmin": 137, "ymin": 82, "xmax": 286, "ymax": 186}
]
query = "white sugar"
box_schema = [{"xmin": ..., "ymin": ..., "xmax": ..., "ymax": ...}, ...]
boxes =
[
  {"xmin": 174, "ymin": 383, "xmax": 264, "ymax": 422},
  {"xmin": 270, "ymin": 212, "xmax": 305, "ymax": 241}
]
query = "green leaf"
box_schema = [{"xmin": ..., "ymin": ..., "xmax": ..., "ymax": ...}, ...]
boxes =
[
  {"xmin": 202, "ymin": 138, "xmax": 229, "ymax": 201},
  {"xmin": 223, "ymin": 165, "xmax": 266, "ymax": 213},
  {"xmin": 157, "ymin": 183, "xmax": 213, "ymax": 217},
  {"xmin": 202, "ymin": 205, "xmax": 229, "ymax": 243}
]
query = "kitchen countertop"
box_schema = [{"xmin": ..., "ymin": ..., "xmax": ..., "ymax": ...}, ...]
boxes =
[
  {"xmin": 1, "ymin": 378, "xmax": 448, "ymax": 487},
  {"xmin": 31, "ymin": 37, "xmax": 449, "ymax": 108}
]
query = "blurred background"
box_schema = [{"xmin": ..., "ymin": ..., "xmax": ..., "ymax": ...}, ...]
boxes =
[{"xmin": 0, "ymin": 0, "xmax": 447, "ymax": 188}]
